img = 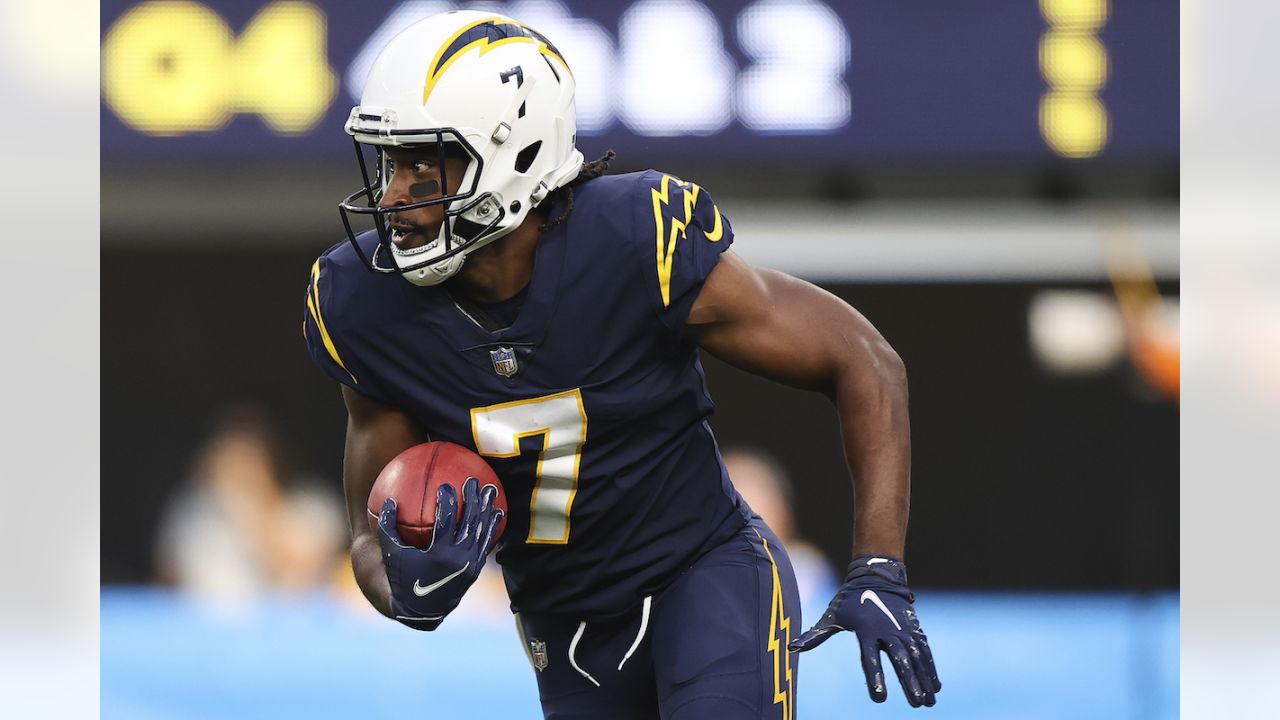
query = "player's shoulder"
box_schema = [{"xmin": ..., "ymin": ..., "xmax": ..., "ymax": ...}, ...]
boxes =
[
  {"xmin": 303, "ymin": 232, "xmax": 400, "ymax": 393},
  {"xmin": 313, "ymin": 231, "xmax": 377, "ymax": 278},
  {"xmin": 306, "ymin": 231, "xmax": 401, "ymax": 329},
  {"xmin": 574, "ymin": 168, "xmax": 706, "ymax": 206},
  {"xmin": 571, "ymin": 169, "xmax": 722, "ymax": 243},
  {"xmin": 562, "ymin": 168, "xmax": 732, "ymax": 322}
]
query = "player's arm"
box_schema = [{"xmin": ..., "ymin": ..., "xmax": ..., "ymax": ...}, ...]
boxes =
[
  {"xmin": 341, "ymin": 386, "xmax": 504, "ymax": 630},
  {"xmin": 684, "ymin": 251, "xmax": 941, "ymax": 708},
  {"xmin": 341, "ymin": 385, "xmax": 425, "ymax": 618},
  {"xmin": 685, "ymin": 251, "xmax": 909, "ymax": 558}
]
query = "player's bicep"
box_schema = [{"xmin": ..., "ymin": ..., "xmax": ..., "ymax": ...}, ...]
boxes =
[
  {"xmin": 686, "ymin": 251, "xmax": 878, "ymax": 392},
  {"xmin": 340, "ymin": 386, "xmax": 426, "ymax": 538}
]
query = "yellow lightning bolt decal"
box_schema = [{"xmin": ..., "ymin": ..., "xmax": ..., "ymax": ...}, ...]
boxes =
[
  {"xmin": 704, "ymin": 201, "xmax": 724, "ymax": 242},
  {"xmin": 423, "ymin": 17, "xmax": 572, "ymax": 105},
  {"xmin": 682, "ymin": 180, "xmax": 726, "ymax": 243},
  {"xmin": 651, "ymin": 174, "xmax": 682, "ymax": 308},
  {"xmin": 758, "ymin": 530, "xmax": 795, "ymax": 720},
  {"xmin": 652, "ymin": 174, "xmax": 721, "ymax": 307}
]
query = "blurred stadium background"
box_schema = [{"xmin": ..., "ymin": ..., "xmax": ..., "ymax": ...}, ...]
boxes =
[{"xmin": 100, "ymin": 0, "xmax": 1178, "ymax": 718}]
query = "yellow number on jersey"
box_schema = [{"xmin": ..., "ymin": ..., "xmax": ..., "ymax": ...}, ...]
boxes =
[{"xmin": 470, "ymin": 389, "xmax": 588, "ymax": 544}]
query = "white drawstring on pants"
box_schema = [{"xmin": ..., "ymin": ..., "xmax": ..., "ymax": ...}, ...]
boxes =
[
  {"xmin": 567, "ymin": 595, "xmax": 653, "ymax": 687},
  {"xmin": 617, "ymin": 596, "xmax": 652, "ymax": 671},
  {"xmin": 568, "ymin": 621, "xmax": 600, "ymax": 687}
]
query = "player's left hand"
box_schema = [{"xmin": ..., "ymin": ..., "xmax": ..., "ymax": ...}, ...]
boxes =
[{"xmin": 789, "ymin": 555, "xmax": 942, "ymax": 707}]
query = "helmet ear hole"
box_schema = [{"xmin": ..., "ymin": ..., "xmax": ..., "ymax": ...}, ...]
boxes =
[{"xmin": 514, "ymin": 141, "xmax": 542, "ymax": 174}]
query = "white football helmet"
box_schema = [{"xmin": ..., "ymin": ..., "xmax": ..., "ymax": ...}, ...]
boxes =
[{"xmin": 338, "ymin": 10, "xmax": 584, "ymax": 286}]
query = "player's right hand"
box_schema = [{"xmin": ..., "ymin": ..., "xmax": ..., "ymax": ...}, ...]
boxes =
[
  {"xmin": 789, "ymin": 556, "xmax": 941, "ymax": 707},
  {"xmin": 376, "ymin": 476, "xmax": 504, "ymax": 631}
]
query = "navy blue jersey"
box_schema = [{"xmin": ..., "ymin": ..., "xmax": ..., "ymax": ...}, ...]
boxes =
[{"xmin": 303, "ymin": 170, "xmax": 751, "ymax": 618}]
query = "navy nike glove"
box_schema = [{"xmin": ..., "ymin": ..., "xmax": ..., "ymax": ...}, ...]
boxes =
[
  {"xmin": 789, "ymin": 555, "xmax": 942, "ymax": 707},
  {"xmin": 377, "ymin": 476, "xmax": 504, "ymax": 631}
]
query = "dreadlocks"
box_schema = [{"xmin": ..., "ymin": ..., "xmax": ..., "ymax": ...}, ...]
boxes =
[{"xmin": 538, "ymin": 150, "xmax": 617, "ymax": 232}]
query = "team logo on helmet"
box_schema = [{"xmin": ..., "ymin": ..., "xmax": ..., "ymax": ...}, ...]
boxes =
[
  {"xmin": 490, "ymin": 346, "xmax": 519, "ymax": 378},
  {"xmin": 423, "ymin": 17, "xmax": 571, "ymax": 104}
]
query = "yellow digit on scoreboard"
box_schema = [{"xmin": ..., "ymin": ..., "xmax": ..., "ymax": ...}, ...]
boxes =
[
  {"xmin": 1038, "ymin": 0, "xmax": 1110, "ymax": 158},
  {"xmin": 102, "ymin": 1, "xmax": 337, "ymax": 137},
  {"xmin": 232, "ymin": 2, "xmax": 338, "ymax": 133},
  {"xmin": 101, "ymin": 1, "xmax": 236, "ymax": 136}
]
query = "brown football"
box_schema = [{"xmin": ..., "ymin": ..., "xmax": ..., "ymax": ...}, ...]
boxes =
[{"xmin": 366, "ymin": 441, "xmax": 508, "ymax": 549}]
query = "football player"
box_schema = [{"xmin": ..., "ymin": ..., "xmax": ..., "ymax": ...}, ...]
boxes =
[{"xmin": 304, "ymin": 10, "xmax": 941, "ymax": 718}]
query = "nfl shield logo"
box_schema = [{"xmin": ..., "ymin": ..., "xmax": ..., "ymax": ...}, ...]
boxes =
[
  {"xmin": 530, "ymin": 639, "xmax": 549, "ymax": 671},
  {"xmin": 490, "ymin": 347, "xmax": 519, "ymax": 377}
]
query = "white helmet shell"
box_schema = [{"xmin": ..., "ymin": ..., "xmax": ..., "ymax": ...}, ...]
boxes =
[{"xmin": 345, "ymin": 10, "xmax": 584, "ymax": 285}]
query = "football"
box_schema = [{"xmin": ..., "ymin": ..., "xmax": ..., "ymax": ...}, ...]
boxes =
[{"xmin": 366, "ymin": 441, "xmax": 508, "ymax": 549}]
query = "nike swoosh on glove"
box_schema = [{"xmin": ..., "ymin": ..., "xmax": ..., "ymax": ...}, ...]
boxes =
[
  {"xmin": 789, "ymin": 555, "xmax": 942, "ymax": 707},
  {"xmin": 377, "ymin": 476, "xmax": 504, "ymax": 631}
]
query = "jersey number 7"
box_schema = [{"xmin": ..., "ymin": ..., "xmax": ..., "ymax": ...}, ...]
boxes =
[{"xmin": 470, "ymin": 389, "xmax": 588, "ymax": 544}]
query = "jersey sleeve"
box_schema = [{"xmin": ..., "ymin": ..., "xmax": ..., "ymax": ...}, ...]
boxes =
[
  {"xmin": 635, "ymin": 170, "xmax": 735, "ymax": 335},
  {"xmin": 302, "ymin": 253, "xmax": 391, "ymax": 403}
]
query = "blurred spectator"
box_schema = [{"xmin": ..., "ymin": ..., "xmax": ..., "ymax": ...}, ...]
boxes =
[
  {"xmin": 723, "ymin": 447, "xmax": 839, "ymax": 623},
  {"xmin": 155, "ymin": 404, "xmax": 347, "ymax": 601}
]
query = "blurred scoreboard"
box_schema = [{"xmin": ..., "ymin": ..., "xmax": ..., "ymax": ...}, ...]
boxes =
[{"xmin": 100, "ymin": 0, "xmax": 1177, "ymax": 164}]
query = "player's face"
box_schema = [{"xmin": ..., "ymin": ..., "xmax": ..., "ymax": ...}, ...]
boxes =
[{"xmin": 377, "ymin": 145, "xmax": 469, "ymax": 251}]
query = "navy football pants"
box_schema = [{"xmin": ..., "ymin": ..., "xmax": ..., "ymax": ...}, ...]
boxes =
[{"xmin": 515, "ymin": 516, "xmax": 802, "ymax": 719}]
